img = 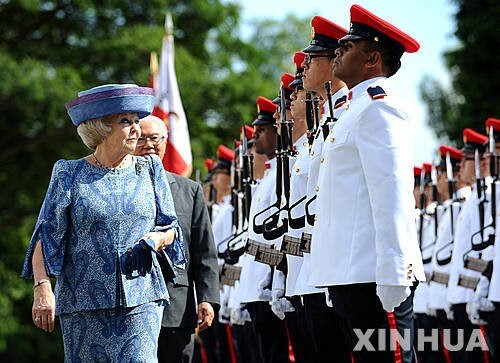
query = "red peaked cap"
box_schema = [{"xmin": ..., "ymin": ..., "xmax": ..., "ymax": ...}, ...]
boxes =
[
  {"xmin": 422, "ymin": 162, "xmax": 432, "ymax": 174},
  {"xmin": 294, "ymin": 51, "xmax": 307, "ymax": 71},
  {"xmin": 290, "ymin": 51, "xmax": 307, "ymax": 89},
  {"xmin": 439, "ymin": 144, "xmax": 463, "ymax": 171},
  {"xmin": 213, "ymin": 144, "xmax": 234, "ymax": 172},
  {"xmin": 340, "ymin": 4, "xmax": 420, "ymax": 57},
  {"xmin": 413, "ymin": 166, "xmax": 422, "ymax": 186},
  {"xmin": 272, "ymin": 73, "xmax": 296, "ymax": 106},
  {"xmin": 485, "ymin": 117, "xmax": 500, "ymax": 143},
  {"xmin": 439, "ymin": 145, "xmax": 464, "ymax": 161},
  {"xmin": 252, "ymin": 96, "xmax": 277, "ymax": 126},
  {"xmin": 303, "ymin": 16, "xmax": 348, "ymax": 53},
  {"xmin": 205, "ymin": 158, "xmax": 216, "ymax": 173},
  {"xmin": 243, "ymin": 124, "xmax": 254, "ymax": 140},
  {"xmin": 462, "ymin": 128, "xmax": 488, "ymax": 154}
]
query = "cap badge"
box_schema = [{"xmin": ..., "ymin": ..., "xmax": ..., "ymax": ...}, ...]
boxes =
[{"xmin": 311, "ymin": 26, "xmax": 315, "ymax": 38}]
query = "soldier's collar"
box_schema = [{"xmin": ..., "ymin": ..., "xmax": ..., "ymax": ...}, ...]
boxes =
[{"xmin": 348, "ymin": 76, "xmax": 386, "ymax": 101}]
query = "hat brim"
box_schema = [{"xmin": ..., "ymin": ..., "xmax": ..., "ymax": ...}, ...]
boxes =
[
  {"xmin": 252, "ymin": 118, "xmax": 274, "ymax": 126},
  {"xmin": 289, "ymin": 78, "xmax": 303, "ymax": 89},
  {"xmin": 339, "ymin": 34, "xmax": 365, "ymax": 44},
  {"xmin": 302, "ymin": 44, "xmax": 334, "ymax": 53}
]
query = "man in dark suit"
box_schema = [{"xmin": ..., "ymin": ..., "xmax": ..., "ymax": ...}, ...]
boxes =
[{"xmin": 136, "ymin": 115, "xmax": 220, "ymax": 363}]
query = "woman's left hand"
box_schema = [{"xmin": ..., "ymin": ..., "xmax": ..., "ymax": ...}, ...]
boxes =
[
  {"xmin": 143, "ymin": 230, "xmax": 176, "ymax": 251},
  {"xmin": 32, "ymin": 282, "xmax": 56, "ymax": 332}
]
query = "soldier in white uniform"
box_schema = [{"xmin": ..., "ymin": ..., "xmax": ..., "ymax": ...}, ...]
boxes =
[
  {"xmin": 298, "ymin": 15, "xmax": 352, "ymax": 363},
  {"xmin": 267, "ymin": 70, "xmax": 318, "ymax": 362},
  {"xmin": 428, "ymin": 145, "xmax": 471, "ymax": 362},
  {"xmin": 413, "ymin": 162, "xmax": 448, "ymax": 363},
  {"xmin": 310, "ymin": 5, "xmax": 425, "ymax": 362},
  {"xmin": 486, "ymin": 117, "xmax": 500, "ymax": 363},
  {"xmin": 235, "ymin": 96, "xmax": 289, "ymax": 362},
  {"xmin": 447, "ymin": 128, "xmax": 492, "ymax": 363}
]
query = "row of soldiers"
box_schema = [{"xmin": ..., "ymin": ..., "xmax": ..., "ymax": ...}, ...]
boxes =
[{"xmin": 197, "ymin": 5, "xmax": 499, "ymax": 363}]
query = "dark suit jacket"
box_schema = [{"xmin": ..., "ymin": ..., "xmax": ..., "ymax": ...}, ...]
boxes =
[{"xmin": 163, "ymin": 172, "xmax": 220, "ymax": 328}]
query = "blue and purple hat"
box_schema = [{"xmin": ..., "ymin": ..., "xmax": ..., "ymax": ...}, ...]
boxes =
[{"xmin": 65, "ymin": 84, "xmax": 155, "ymax": 126}]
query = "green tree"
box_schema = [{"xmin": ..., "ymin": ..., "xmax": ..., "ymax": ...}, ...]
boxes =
[
  {"xmin": 0, "ymin": 1, "xmax": 311, "ymax": 360},
  {"xmin": 420, "ymin": 0, "xmax": 500, "ymax": 145}
]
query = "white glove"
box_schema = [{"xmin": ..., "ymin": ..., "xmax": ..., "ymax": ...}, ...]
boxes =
[
  {"xmin": 270, "ymin": 297, "xmax": 295, "ymax": 320},
  {"xmin": 445, "ymin": 303, "xmax": 454, "ymax": 321},
  {"xmin": 218, "ymin": 287, "xmax": 230, "ymax": 323},
  {"xmin": 230, "ymin": 306, "xmax": 251, "ymax": 325},
  {"xmin": 376, "ymin": 285, "xmax": 411, "ymax": 312},
  {"xmin": 467, "ymin": 276, "xmax": 495, "ymax": 325},
  {"xmin": 324, "ymin": 289, "xmax": 333, "ymax": 308},
  {"xmin": 426, "ymin": 306, "xmax": 437, "ymax": 317},
  {"xmin": 257, "ymin": 270, "xmax": 272, "ymax": 301}
]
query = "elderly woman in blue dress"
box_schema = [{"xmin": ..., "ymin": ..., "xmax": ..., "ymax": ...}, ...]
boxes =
[{"xmin": 21, "ymin": 84, "xmax": 185, "ymax": 362}]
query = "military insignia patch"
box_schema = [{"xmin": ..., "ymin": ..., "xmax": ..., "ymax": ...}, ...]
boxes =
[
  {"xmin": 334, "ymin": 95, "xmax": 347, "ymax": 109},
  {"xmin": 367, "ymin": 86, "xmax": 387, "ymax": 100}
]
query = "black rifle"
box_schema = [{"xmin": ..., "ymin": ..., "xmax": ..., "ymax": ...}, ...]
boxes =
[
  {"xmin": 252, "ymin": 126, "xmax": 281, "ymax": 235},
  {"xmin": 305, "ymin": 91, "xmax": 315, "ymax": 148},
  {"xmin": 322, "ymin": 81, "xmax": 336, "ymax": 140},
  {"xmin": 304, "ymin": 96, "xmax": 322, "ymax": 227},
  {"xmin": 263, "ymin": 85, "xmax": 292, "ymax": 240}
]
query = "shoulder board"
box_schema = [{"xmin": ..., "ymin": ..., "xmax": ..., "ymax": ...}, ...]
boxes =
[
  {"xmin": 333, "ymin": 95, "xmax": 347, "ymax": 109},
  {"xmin": 366, "ymin": 86, "xmax": 387, "ymax": 100}
]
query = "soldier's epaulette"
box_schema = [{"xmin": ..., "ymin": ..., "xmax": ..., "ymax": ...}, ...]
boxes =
[
  {"xmin": 366, "ymin": 86, "xmax": 387, "ymax": 100},
  {"xmin": 334, "ymin": 95, "xmax": 347, "ymax": 109}
]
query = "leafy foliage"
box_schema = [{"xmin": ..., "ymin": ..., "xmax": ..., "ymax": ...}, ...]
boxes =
[{"xmin": 420, "ymin": 0, "xmax": 500, "ymax": 145}]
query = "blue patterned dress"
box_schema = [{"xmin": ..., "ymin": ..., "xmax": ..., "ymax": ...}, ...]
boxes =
[{"xmin": 21, "ymin": 154, "xmax": 185, "ymax": 362}]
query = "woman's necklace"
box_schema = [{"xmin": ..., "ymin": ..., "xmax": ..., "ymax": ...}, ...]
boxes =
[{"xmin": 92, "ymin": 153, "xmax": 131, "ymax": 170}]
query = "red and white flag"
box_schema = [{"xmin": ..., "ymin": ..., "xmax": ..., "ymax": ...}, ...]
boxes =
[{"xmin": 150, "ymin": 13, "xmax": 192, "ymax": 177}]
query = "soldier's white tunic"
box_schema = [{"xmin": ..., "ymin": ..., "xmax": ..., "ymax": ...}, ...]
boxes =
[
  {"xmin": 489, "ymin": 181, "xmax": 500, "ymax": 302},
  {"xmin": 428, "ymin": 187, "xmax": 471, "ymax": 310},
  {"xmin": 238, "ymin": 158, "xmax": 282, "ymax": 303},
  {"xmin": 414, "ymin": 202, "xmax": 438, "ymax": 313},
  {"xmin": 448, "ymin": 182, "xmax": 494, "ymax": 304},
  {"xmin": 310, "ymin": 76, "xmax": 425, "ymax": 287},
  {"xmin": 296, "ymin": 87, "xmax": 349, "ymax": 296}
]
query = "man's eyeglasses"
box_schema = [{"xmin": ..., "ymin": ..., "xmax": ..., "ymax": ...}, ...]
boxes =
[
  {"xmin": 303, "ymin": 53, "xmax": 335, "ymax": 65},
  {"xmin": 137, "ymin": 135, "xmax": 166, "ymax": 146}
]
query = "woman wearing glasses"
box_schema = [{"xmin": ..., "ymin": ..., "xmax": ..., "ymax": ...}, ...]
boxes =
[{"xmin": 21, "ymin": 84, "xmax": 185, "ymax": 362}]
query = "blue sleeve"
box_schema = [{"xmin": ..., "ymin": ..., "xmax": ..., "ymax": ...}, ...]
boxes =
[
  {"xmin": 149, "ymin": 155, "xmax": 186, "ymax": 267},
  {"xmin": 21, "ymin": 160, "xmax": 73, "ymax": 278}
]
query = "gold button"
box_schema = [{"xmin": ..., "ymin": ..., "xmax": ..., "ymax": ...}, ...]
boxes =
[
  {"xmin": 310, "ymin": 151, "xmax": 315, "ymax": 156},
  {"xmin": 295, "ymin": 167, "xmax": 300, "ymax": 173},
  {"xmin": 408, "ymin": 263, "xmax": 413, "ymax": 268},
  {"xmin": 306, "ymin": 175, "xmax": 309, "ymax": 180},
  {"xmin": 257, "ymin": 198, "xmax": 261, "ymax": 202},
  {"xmin": 346, "ymin": 104, "xmax": 349, "ymax": 110},
  {"xmin": 330, "ymin": 137, "xmax": 335, "ymax": 142},
  {"xmin": 315, "ymin": 186, "xmax": 319, "ymax": 192},
  {"xmin": 320, "ymin": 157, "xmax": 324, "ymax": 163},
  {"xmin": 303, "ymin": 142, "xmax": 308, "ymax": 147},
  {"xmin": 314, "ymin": 216, "xmax": 318, "ymax": 222},
  {"xmin": 407, "ymin": 276, "xmax": 411, "ymax": 280}
]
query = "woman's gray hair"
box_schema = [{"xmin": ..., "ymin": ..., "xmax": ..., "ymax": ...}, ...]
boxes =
[{"xmin": 76, "ymin": 116, "xmax": 112, "ymax": 149}]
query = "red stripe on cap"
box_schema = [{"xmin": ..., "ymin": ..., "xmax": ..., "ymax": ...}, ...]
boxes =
[{"xmin": 387, "ymin": 312, "xmax": 402, "ymax": 363}]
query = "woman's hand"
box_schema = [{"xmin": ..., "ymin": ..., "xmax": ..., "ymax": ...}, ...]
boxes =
[
  {"xmin": 143, "ymin": 229, "xmax": 177, "ymax": 251},
  {"xmin": 32, "ymin": 282, "xmax": 56, "ymax": 332}
]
